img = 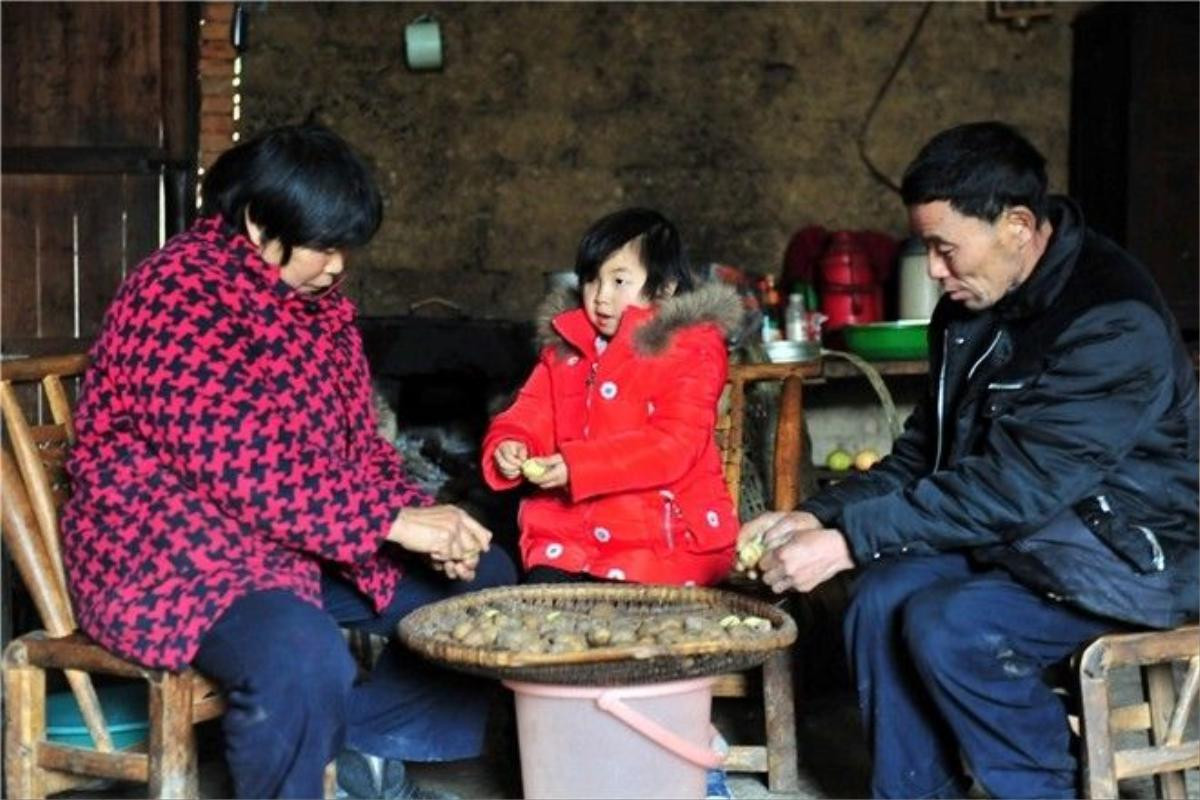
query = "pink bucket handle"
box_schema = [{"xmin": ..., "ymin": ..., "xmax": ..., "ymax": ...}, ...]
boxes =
[{"xmin": 595, "ymin": 690, "xmax": 724, "ymax": 769}]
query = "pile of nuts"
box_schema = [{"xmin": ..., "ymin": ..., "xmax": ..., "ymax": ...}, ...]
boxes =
[{"xmin": 428, "ymin": 601, "xmax": 776, "ymax": 655}]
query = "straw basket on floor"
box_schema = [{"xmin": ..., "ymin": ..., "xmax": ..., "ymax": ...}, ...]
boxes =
[{"xmin": 399, "ymin": 584, "xmax": 797, "ymax": 800}]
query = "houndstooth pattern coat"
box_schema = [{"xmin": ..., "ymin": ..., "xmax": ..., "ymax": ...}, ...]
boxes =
[{"xmin": 62, "ymin": 217, "xmax": 430, "ymax": 670}]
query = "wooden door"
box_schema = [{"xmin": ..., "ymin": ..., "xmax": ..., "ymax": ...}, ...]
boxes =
[
  {"xmin": 1, "ymin": 2, "xmax": 197, "ymax": 357},
  {"xmin": 1070, "ymin": 3, "xmax": 1199, "ymax": 338}
]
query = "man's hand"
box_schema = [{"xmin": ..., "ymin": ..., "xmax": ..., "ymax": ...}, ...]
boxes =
[
  {"xmin": 494, "ymin": 440, "xmax": 529, "ymax": 480},
  {"xmin": 522, "ymin": 453, "xmax": 569, "ymax": 489},
  {"xmin": 737, "ymin": 510, "xmax": 823, "ymax": 551},
  {"xmin": 760, "ymin": 526, "xmax": 854, "ymax": 594},
  {"xmin": 735, "ymin": 511, "xmax": 826, "ymax": 576}
]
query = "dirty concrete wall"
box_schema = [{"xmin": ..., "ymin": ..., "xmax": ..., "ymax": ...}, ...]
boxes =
[{"xmin": 241, "ymin": 2, "xmax": 1074, "ymax": 321}]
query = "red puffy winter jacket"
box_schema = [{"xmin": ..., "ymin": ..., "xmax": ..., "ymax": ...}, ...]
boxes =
[{"xmin": 482, "ymin": 283, "xmax": 745, "ymax": 586}]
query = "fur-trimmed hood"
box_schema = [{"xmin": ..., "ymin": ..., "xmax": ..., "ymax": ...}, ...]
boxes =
[{"xmin": 535, "ymin": 282, "xmax": 744, "ymax": 356}]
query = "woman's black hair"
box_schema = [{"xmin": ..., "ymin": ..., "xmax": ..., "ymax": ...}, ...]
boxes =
[
  {"xmin": 900, "ymin": 121, "xmax": 1049, "ymax": 224},
  {"xmin": 573, "ymin": 207, "xmax": 693, "ymax": 298},
  {"xmin": 200, "ymin": 123, "xmax": 382, "ymax": 263}
]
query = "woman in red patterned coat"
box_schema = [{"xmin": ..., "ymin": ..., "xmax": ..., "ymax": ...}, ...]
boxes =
[
  {"xmin": 482, "ymin": 208, "xmax": 744, "ymax": 587},
  {"xmin": 61, "ymin": 124, "xmax": 515, "ymax": 799}
]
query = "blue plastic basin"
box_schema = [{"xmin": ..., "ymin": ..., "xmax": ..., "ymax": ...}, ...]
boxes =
[{"xmin": 46, "ymin": 682, "xmax": 149, "ymax": 749}]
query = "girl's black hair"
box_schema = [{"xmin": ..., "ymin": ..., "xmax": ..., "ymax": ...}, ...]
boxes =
[
  {"xmin": 900, "ymin": 121, "xmax": 1048, "ymax": 225},
  {"xmin": 200, "ymin": 123, "xmax": 382, "ymax": 263},
  {"xmin": 574, "ymin": 207, "xmax": 694, "ymax": 298}
]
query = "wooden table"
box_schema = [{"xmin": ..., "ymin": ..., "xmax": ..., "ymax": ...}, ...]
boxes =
[{"xmin": 725, "ymin": 360, "xmax": 823, "ymax": 511}]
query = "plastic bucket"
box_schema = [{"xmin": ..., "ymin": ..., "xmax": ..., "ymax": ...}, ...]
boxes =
[{"xmin": 503, "ymin": 677, "xmax": 721, "ymax": 799}]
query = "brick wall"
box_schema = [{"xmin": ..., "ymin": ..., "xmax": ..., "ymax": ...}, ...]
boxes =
[{"xmin": 198, "ymin": 2, "xmax": 237, "ymax": 173}]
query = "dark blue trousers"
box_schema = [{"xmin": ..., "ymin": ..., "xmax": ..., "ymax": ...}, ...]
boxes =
[
  {"xmin": 193, "ymin": 548, "xmax": 516, "ymax": 799},
  {"xmin": 844, "ymin": 551, "xmax": 1118, "ymax": 799}
]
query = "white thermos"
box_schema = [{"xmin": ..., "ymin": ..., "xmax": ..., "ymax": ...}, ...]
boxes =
[{"xmin": 898, "ymin": 238, "xmax": 942, "ymax": 320}]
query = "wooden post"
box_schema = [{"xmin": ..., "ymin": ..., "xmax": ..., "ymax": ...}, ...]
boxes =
[
  {"xmin": 4, "ymin": 649, "xmax": 47, "ymax": 799},
  {"xmin": 773, "ymin": 374, "xmax": 804, "ymax": 510},
  {"xmin": 147, "ymin": 671, "xmax": 199, "ymax": 799},
  {"xmin": 762, "ymin": 648, "xmax": 801, "ymax": 792},
  {"xmin": 725, "ymin": 373, "xmax": 747, "ymax": 511},
  {"xmin": 324, "ymin": 761, "xmax": 338, "ymax": 799},
  {"xmin": 1144, "ymin": 662, "xmax": 1187, "ymax": 798},
  {"xmin": 1079, "ymin": 639, "xmax": 1118, "ymax": 799}
]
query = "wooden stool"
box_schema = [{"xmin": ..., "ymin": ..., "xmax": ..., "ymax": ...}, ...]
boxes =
[{"xmin": 714, "ymin": 360, "xmax": 821, "ymax": 792}]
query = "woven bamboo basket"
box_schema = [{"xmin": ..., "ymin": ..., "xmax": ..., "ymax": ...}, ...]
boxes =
[{"xmin": 397, "ymin": 583, "xmax": 797, "ymax": 685}]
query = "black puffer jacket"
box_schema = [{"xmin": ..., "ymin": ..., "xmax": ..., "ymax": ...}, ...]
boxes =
[{"xmin": 803, "ymin": 197, "xmax": 1198, "ymax": 628}]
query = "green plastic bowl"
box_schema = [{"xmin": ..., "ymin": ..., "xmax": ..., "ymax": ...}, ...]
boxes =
[
  {"xmin": 842, "ymin": 321, "xmax": 930, "ymax": 360},
  {"xmin": 46, "ymin": 682, "xmax": 149, "ymax": 750}
]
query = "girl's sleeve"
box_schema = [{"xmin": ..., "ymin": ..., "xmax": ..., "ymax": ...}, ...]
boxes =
[
  {"xmin": 125, "ymin": 278, "xmax": 419, "ymax": 567},
  {"xmin": 481, "ymin": 359, "xmax": 557, "ymax": 489},
  {"xmin": 561, "ymin": 329, "xmax": 726, "ymax": 501}
]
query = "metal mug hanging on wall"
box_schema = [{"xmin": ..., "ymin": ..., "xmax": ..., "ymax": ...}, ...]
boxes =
[{"xmin": 405, "ymin": 15, "xmax": 443, "ymax": 71}]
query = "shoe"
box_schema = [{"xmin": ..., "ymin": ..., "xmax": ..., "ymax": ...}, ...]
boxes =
[
  {"xmin": 335, "ymin": 750, "xmax": 460, "ymax": 800},
  {"xmin": 705, "ymin": 767, "xmax": 734, "ymax": 800},
  {"xmin": 705, "ymin": 729, "xmax": 734, "ymax": 800}
]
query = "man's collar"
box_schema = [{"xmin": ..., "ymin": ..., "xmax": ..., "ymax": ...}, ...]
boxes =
[{"xmin": 994, "ymin": 196, "xmax": 1085, "ymax": 320}]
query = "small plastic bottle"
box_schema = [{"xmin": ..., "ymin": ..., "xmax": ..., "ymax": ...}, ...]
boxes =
[
  {"xmin": 785, "ymin": 292, "xmax": 807, "ymax": 342},
  {"xmin": 759, "ymin": 275, "xmax": 783, "ymax": 343}
]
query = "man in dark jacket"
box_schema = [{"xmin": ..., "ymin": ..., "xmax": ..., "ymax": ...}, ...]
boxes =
[{"xmin": 738, "ymin": 121, "xmax": 1198, "ymax": 799}]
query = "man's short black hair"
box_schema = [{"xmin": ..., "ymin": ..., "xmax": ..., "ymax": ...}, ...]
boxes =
[
  {"xmin": 901, "ymin": 121, "xmax": 1049, "ymax": 224},
  {"xmin": 574, "ymin": 207, "xmax": 694, "ymax": 298},
  {"xmin": 201, "ymin": 123, "xmax": 382, "ymax": 263}
]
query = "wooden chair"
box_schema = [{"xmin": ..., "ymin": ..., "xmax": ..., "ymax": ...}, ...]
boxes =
[
  {"xmin": 0, "ymin": 354, "xmax": 231, "ymax": 799},
  {"xmin": 1078, "ymin": 625, "xmax": 1200, "ymax": 798},
  {"xmin": 713, "ymin": 359, "xmax": 822, "ymax": 793}
]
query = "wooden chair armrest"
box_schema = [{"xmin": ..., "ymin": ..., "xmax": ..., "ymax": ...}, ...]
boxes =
[
  {"xmin": 6, "ymin": 631, "xmax": 155, "ymax": 679},
  {"xmin": 5, "ymin": 631, "xmax": 226, "ymax": 719},
  {"xmin": 1080, "ymin": 626, "xmax": 1200, "ymax": 676}
]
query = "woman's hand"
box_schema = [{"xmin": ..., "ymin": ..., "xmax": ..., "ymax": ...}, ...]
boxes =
[
  {"xmin": 388, "ymin": 505, "xmax": 492, "ymax": 561},
  {"xmin": 432, "ymin": 551, "xmax": 480, "ymax": 582},
  {"xmin": 494, "ymin": 440, "xmax": 528, "ymax": 480},
  {"xmin": 522, "ymin": 453, "xmax": 568, "ymax": 489}
]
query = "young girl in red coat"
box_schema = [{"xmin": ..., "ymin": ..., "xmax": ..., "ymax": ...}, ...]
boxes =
[{"xmin": 482, "ymin": 208, "xmax": 745, "ymax": 586}]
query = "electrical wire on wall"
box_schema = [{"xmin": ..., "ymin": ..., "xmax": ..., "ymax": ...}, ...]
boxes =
[{"xmin": 857, "ymin": 2, "xmax": 934, "ymax": 195}]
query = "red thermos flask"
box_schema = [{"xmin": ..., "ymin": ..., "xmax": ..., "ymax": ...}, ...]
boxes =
[{"xmin": 819, "ymin": 231, "xmax": 883, "ymax": 330}]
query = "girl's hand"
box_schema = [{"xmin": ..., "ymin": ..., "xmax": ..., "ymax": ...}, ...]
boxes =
[
  {"xmin": 522, "ymin": 453, "xmax": 568, "ymax": 489},
  {"xmin": 388, "ymin": 505, "xmax": 492, "ymax": 561},
  {"xmin": 495, "ymin": 440, "xmax": 528, "ymax": 480}
]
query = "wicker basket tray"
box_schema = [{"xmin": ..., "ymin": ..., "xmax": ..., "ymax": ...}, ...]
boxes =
[{"xmin": 397, "ymin": 583, "xmax": 797, "ymax": 685}]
